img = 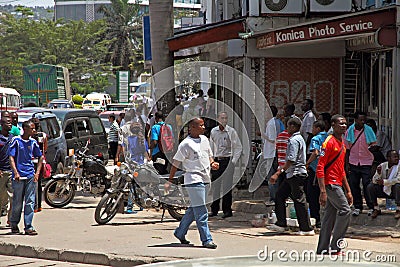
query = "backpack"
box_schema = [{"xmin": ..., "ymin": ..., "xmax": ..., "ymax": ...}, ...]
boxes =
[{"xmin": 158, "ymin": 123, "xmax": 174, "ymax": 154}]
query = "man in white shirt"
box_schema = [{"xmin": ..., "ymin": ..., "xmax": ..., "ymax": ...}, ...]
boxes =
[
  {"xmin": 300, "ymin": 99, "xmax": 316, "ymax": 153},
  {"xmin": 260, "ymin": 106, "xmax": 283, "ymax": 203},
  {"xmin": 165, "ymin": 117, "xmax": 219, "ymax": 249},
  {"xmin": 209, "ymin": 112, "xmax": 242, "ymax": 218}
]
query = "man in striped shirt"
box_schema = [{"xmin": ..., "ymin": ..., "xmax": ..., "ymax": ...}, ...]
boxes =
[
  {"xmin": 108, "ymin": 114, "xmax": 120, "ymax": 165},
  {"xmin": 276, "ymin": 130, "xmax": 291, "ymax": 168}
]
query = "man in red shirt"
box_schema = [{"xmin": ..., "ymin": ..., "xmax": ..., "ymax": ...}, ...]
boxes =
[{"xmin": 316, "ymin": 114, "xmax": 353, "ymax": 255}]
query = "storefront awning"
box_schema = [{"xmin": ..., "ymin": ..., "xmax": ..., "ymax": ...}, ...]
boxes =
[
  {"xmin": 255, "ymin": 7, "xmax": 397, "ymax": 50},
  {"xmin": 167, "ymin": 18, "xmax": 245, "ymax": 52}
]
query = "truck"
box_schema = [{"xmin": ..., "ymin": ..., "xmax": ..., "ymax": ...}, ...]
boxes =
[{"xmin": 22, "ymin": 63, "xmax": 71, "ymax": 106}]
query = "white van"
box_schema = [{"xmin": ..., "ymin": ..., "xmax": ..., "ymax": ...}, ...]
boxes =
[{"xmin": 82, "ymin": 93, "xmax": 112, "ymax": 111}]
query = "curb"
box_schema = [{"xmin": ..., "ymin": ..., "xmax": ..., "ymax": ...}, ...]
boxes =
[{"xmin": 0, "ymin": 242, "xmax": 180, "ymax": 266}]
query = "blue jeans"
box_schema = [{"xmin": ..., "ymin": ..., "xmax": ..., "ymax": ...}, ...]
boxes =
[
  {"xmin": 10, "ymin": 177, "xmax": 36, "ymax": 231},
  {"xmin": 174, "ymin": 182, "xmax": 213, "ymax": 245}
]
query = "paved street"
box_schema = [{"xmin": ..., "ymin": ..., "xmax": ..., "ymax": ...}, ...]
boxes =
[{"xmin": 0, "ymin": 193, "xmax": 399, "ymax": 266}]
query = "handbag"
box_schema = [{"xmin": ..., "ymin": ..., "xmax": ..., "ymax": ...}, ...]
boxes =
[{"xmin": 42, "ymin": 156, "xmax": 52, "ymax": 178}]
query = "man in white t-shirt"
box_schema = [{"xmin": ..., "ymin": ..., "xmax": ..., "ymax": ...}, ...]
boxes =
[
  {"xmin": 260, "ymin": 106, "xmax": 283, "ymax": 203},
  {"xmin": 165, "ymin": 117, "xmax": 219, "ymax": 249}
]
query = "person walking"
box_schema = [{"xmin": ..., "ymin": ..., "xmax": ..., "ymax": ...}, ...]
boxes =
[
  {"xmin": 345, "ymin": 111, "xmax": 376, "ymax": 216},
  {"xmin": 259, "ymin": 106, "xmax": 283, "ymax": 203},
  {"xmin": 305, "ymin": 120, "xmax": 328, "ymax": 228},
  {"xmin": 300, "ymin": 99, "xmax": 316, "ymax": 154},
  {"xmin": 209, "ymin": 111, "xmax": 242, "ymax": 218},
  {"xmin": 29, "ymin": 118, "xmax": 48, "ymax": 213},
  {"xmin": 9, "ymin": 120, "xmax": 43, "ymax": 235},
  {"xmin": 316, "ymin": 114, "xmax": 353, "ymax": 255},
  {"xmin": 165, "ymin": 117, "xmax": 219, "ymax": 249},
  {"xmin": 149, "ymin": 111, "xmax": 173, "ymax": 175},
  {"xmin": 268, "ymin": 118, "xmax": 314, "ymax": 235},
  {"xmin": 108, "ymin": 114, "xmax": 120, "ymax": 165},
  {"xmin": 0, "ymin": 116, "xmax": 14, "ymax": 225}
]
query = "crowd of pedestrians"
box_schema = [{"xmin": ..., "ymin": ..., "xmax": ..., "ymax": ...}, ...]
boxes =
[
  {"xmin": 1, "ymin": 90, "xmax": 399, "ymax": 254},
  {"xmin": 257, "ymin": 99, "xmax": 400, "ymax": 254}
]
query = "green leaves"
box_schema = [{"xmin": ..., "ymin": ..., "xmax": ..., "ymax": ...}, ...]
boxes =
[{"xmin": 0, "ymin": 14, "xmax": 111, "ymax": 92}]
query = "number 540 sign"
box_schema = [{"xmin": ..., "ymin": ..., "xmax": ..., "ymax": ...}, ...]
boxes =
[{"xmin": 268, "ymin": 80, "xmax": 336, "ymax": 115}]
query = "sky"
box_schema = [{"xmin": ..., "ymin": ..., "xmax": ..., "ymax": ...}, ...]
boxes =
[{"xmin": 0, "ymin": 0, "xmax": 54, "ymax": 7}]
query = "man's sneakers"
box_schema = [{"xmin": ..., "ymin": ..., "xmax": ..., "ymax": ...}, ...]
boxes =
[
  {"xmin": 395, "ymin": 210, "xmax": 400, "ymax": 220},
  {"xmin": 367, "ymin": 209, "xmax": 373, "ymax": 216},
  {"xmin": 125, "ymin": 209, "xmax": 137, "ymax": 214},
  {"xmin": 352, "ymin": 208, "xmax": 361, "ymax": 216},
  {"xmin": 173, "ymin": 232, "xmax": 190, "ymax": 244},
  {"xmin": 25, "ymin": 229, "xmax": 38, "ymax": 236},
  {"xmin": 267, "ymin": 224, "xmax": 287, "ymax": 233},
  {"xmin": 371, "ymin": 209, "xmax": 382, "ymax": 219},
  {"xmin": 295, "ymin": 230, "xmax": 315, "ymax": 236},
  {"xmin": 221, "ymin": 212, "xmax": 233, "ymax": 219}
]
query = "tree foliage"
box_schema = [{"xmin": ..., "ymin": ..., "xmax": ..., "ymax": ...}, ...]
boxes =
[
  {"xmin": 97, "ymin": 0, "xmax": 143, "ymax": 75},
  {"xmin": 0, "ymin": 13, "xmax": 111, "ymax": 92}
]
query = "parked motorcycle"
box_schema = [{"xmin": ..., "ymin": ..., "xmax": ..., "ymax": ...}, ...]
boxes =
[
  {"xmin": 43, "ymin": 140, "xmax": 113, "ymax": 208},
  {"xmin": 94, "ymin": 158, "xmax": 188, "ymax": 225}
]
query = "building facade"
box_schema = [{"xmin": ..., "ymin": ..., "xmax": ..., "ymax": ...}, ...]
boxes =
[{"xmin": 54, "ymin": 0, "xmax": 201, "ymax": 22}]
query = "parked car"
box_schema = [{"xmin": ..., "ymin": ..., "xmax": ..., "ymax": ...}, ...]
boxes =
[
  {"xmin": 48, "ymin": 99, "xmax": 74, "ymax": 109},
  {"xmin": 49, "ymin": 109, "xmax": 109, "ymax": 161},
  {"xmin": 17, "ymin": 111, "xmax": 67, "ymax": 174}
]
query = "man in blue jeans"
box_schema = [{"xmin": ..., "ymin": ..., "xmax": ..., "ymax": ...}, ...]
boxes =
[
  {"xmin": 165, "ymin": 117, "xmax": 219, "ymax": 249},
  {"xmin": 9, "ymin": 120, "xmax": 43, "ymax": 235}
]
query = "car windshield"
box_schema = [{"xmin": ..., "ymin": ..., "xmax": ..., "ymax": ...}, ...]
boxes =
[{"xmin": 50, "ymin": 103, "xmax": 71, "ymax": 108}]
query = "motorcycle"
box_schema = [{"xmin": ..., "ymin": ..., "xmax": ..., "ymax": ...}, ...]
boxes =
[
  {"xmin": 94, "ymin": 158, "xmax": 188, "ymax": 225},
  {"xmin": 43, "ymin": 140, "xmax": 113, "ymax": 208}
]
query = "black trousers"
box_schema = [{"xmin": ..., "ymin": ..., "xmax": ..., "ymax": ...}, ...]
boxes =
[
  {"xmin": 306, "ymin": 169, "xmax": 321, "ymax": 222},
  {"xmin": 210, "ymin": 158, "xmax": 234, "ymax": 215},
  {"xmin": 108, "ymin": 142, "xmax": 118, "ymax": 162},
  {"xmin": 367, "ymin": 183, "xmax": 400, "ymax": 206},
  {"xmin": 274, "ymin": 174, "xmax": 313, "ymax": 232}
]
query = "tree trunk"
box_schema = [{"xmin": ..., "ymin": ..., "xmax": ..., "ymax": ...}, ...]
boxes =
[{"xmin": 149, "ymin": 0, "xmax": 175, "ymax": 115}]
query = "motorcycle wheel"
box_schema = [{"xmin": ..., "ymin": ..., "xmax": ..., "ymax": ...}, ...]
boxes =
[
  {"xmin": 94, "ymin": 193, "xmax": 121, "ymax": 225},
  {"xmin": 43, "ymin": 179, "xmax": 76, "ymax": 208},
  {"xmin": 167, "ymin": 207, "xmax": 186, "ymax": 221}
]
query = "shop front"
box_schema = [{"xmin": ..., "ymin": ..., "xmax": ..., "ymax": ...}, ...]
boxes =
[{"xmin": 251, "ymin": 6, "xmax": 398, "ymax": 147}]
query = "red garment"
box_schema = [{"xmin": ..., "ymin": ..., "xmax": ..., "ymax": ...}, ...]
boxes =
[
  {"xmin": 316, "ymin": 135, "xmax": 346, "ymax": 186},
  {"xmin": 275, "ymin": 130, "xmax": 291, "ymax": 167}
]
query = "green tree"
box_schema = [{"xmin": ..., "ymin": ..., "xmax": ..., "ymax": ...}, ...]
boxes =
[
  {"xmin": 97, "ymin": 0, "xmax": 143, "ymax": 74},
  {"xmin": 0, "ymin": 13, "xmax": 111, "ymax": 92}
]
